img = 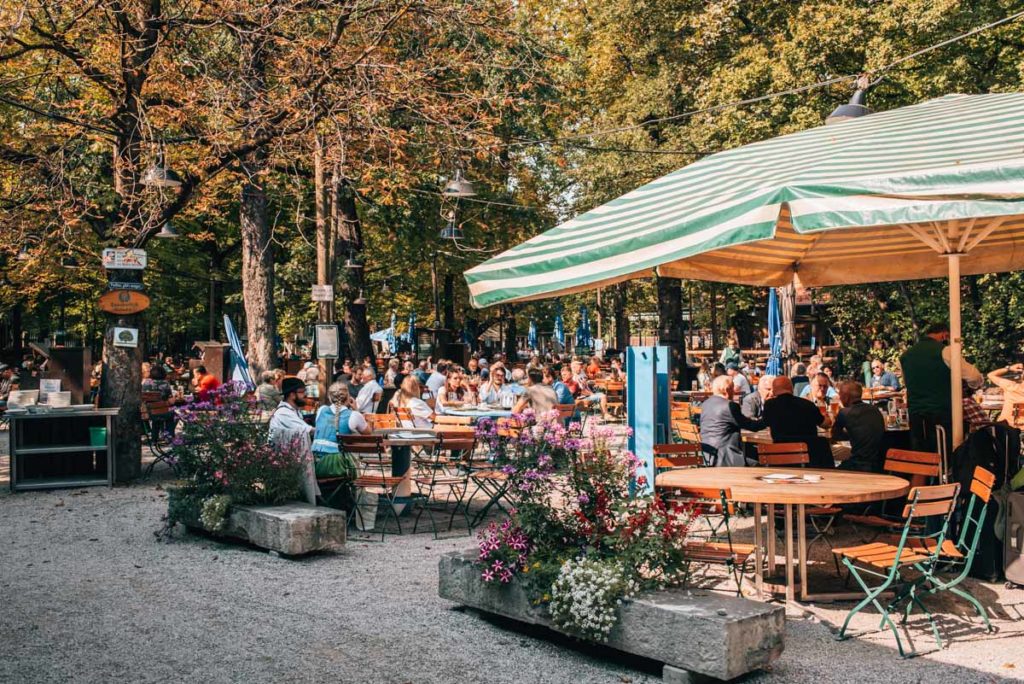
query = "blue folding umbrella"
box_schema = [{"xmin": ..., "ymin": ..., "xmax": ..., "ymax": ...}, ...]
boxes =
[
  {"xmin": 766, "ymin": 288, "xmax": 782, "ymax": 375},
  {"xmin": 580, "ymin": 306, "xmax": 591, "ymax": 349},
  {"xmin": 406, "ymin": 311, "xmax": 417, "ymax": 354},
  {"xmin": 223, "ymin": 314, "xmax": 255, "ymax": 390},
  {"xmin": 528, "ymin": 319, "xmax": 538, "ymax": 351},
  {"xmin": 553, "ymin": 304, "xmax": 565, "ymax": 350}
]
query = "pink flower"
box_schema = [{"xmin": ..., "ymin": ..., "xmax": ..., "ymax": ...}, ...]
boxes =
[{"xmin": 482, "ymin": 569, "xmax": 495, "ymax": 582}]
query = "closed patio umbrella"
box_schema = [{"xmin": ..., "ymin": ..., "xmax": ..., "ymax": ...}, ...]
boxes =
[
  {"xmin": 466, "ymin": 93, "xmax": 1024, "ymax": 447},
  {"xmin": 766, "ymin": 289, "xmax": 782, "ymax": 376}
]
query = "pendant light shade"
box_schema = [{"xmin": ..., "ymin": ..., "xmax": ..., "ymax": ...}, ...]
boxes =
[
  {"xmin": 826, "ymin": 85, "xmax": 873, "ymax": 125},
  {"xmin": 156, "ymin": 222, "xmax": 180, "ymax": 239},
  {"xmin": 442, "ymin": 169, "xmax": 476, "ymax": 198},
  {"xmin": 141, "ymin": 149, "xmax": 183, "ymax": 188}
]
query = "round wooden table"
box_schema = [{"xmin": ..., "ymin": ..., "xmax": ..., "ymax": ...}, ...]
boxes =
[{"xmin": 656, "ymin": 467, "xmax": 910, "ymax": 602}]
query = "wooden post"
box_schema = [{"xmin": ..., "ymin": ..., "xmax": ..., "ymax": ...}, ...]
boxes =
[
  {"xmin": 948, "ymin": 254, "xmax": 964, "ymax": 450},
  {"xmin": 314, "ymin": 135, "xmax": 333, "ymax": 401}
]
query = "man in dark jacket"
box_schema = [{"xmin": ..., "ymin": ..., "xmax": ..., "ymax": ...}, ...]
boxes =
[
  {"xmin": 832, "ymin": 381, "xmax": 885, "ymax": 472},
  {"xmin": 700, "ymin": 375, "xmax": 767, "ymax": 467},
  {"xmin": 763, "ymin": 376, "xmax": 832, "ymax": 467}
]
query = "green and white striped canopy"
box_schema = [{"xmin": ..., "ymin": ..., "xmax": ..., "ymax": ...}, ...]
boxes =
[{"xmin": 466, "ymin": 93, "xmax": 1024, "ymax": 308}]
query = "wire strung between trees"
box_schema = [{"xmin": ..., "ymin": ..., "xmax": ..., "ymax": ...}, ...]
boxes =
[{"xmin": 490, "ymin": 8, "xmax": 1024, "ymax": 151}]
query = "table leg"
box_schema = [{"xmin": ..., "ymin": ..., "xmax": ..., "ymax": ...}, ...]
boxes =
[
  {"xmin": 767, "ymin": 503, "xmax": 777, "ymax": 574},
  {"xmin": 784, "ymin": 504, "xmax": 794, "ymax": 602},
  {"xmin": 798, "ymin": 503, "xmax": 809, "ymax": 602},
  {"xmin": 753, "ymin": 503, "xmax": 764, "ymax": 599}
]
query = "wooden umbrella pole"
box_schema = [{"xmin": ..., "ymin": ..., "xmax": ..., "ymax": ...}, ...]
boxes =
[{"xmin": 948, "ymin": 253, "xmax": 964, "ymax": 452}]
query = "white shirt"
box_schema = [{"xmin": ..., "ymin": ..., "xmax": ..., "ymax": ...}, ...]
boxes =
[
  {"xmin": 941, "ymin": 347, "xmax": 984, "ymax": 389},
  {"xmin": 355, "ymin": 379, "xmax": 383, "ymax": 413},
  {"xmin": 394, "ymin": 397, "xmax": 433, "ymax": 428},
  {"xmin": 268, "ymin": 401, "xmax": 312, "ymax": 445},
  {"xmin": 426, "ymin": 371, "xmax": 446, "ymax": 397},
  {"xmin": 731, "ymin": 373, "xmax": 752, "ymax": 396}
]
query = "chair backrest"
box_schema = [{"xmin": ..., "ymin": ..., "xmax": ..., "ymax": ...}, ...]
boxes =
[
  {"xmin": 393, "ymin": 406, "xmax": 414, "ymax": 427},
  {"xmin": 663, "ymin": 485, "xmax": 735, "ymax": 516},
  {"xmin": 340, "ymin": 433, "xmax": 385, "ymax": 456},
  {"xmin": 438, "ymin": 432, "xmax": 477, "ymax": 454},
  {"xmin": 954, "ymin": 466, "xmax": 996, "ymax": 553},
  {"xmin": 757, "ymin": 442, "xmax": 809, "ymax": 467},
  {"xmin": 671, "ymin": 405, "xmax": 694, "ymax": 421},
  {"xmin": 884, "ymin": 448, "xmax": 941, "ymax": 488},
  {"xmin": 673, "ymin": 420, "xmax": 702, "ymax": 445},
  {"xmin": 434, "ymin": 415, "xmax": 472, "ymax": 426},
  {"xmin": 554, "ymin": 403, "xmax": 576, "ymax": 422},
  {"xmin": 653, "ymin": 443, "xmax": 702, "ymax": 470},
  {"xmin": 496, "ymin": 417, "xmax": 524, "ymax": 437},
  {"xmin": 365, "ymin": 413, "xmax": 398, "ymax": 430},
  {"xmin": 604, "ymin": 380, "xmax": 625, "ymax": 397},
  {"xmin": 901, "ymin": 483, "xmax": 960, "ymax": 520}
]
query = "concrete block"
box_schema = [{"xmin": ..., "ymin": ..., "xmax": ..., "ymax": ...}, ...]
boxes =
[
  {"xmin": 226, "ymin": 502, "xmax": 346, "ymax": 555},
  {"xmin": 439, "ymin": 550, "xmax": 783, "ymax": 681}
]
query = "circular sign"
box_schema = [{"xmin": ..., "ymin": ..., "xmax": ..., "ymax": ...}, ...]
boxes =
[{"xmin": 98, "ymin": 290, "xmax": 150, "ymax": 315}]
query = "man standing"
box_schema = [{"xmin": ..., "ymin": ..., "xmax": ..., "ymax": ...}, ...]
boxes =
[
  {"xmin": 699, "ymin": 375, "xmax": 767, "ymax": 467},
  {"xmin": 763, "ymin": 376, "xmax": 832, "ymax": 467},
  {"xmin": 742, "ymin": 374, "xmax": 773, "ymax": 420},
  {"xmin": 355, "ymin": 367, "xmax": 383, "ymax": 414},
  {"xmin": 900, "ymin": 322, "xmax": 983, "ymax": 453},
  {"xmin": 832, "ymin": 381, "xmax": 885, "ymax": 472}
]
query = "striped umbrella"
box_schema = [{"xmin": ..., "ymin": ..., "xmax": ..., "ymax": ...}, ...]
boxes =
[{"xmin": 466, "ymin": 93, "xmax": 1024, "ymax": 447}]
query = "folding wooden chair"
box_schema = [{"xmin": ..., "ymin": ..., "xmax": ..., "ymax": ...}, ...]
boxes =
[
  {"xmin": 343, "ymin": 434, "xmax": 404, "ymax": 540},
  {"xmin": 365, "ymin": 413, "xmax": 398, "ymax": 431},
  {"xmin": 469, "ymin": 417, "xmax": 523, "ymax": 526},
  {"xmin": 393, "ymin": 406, "xmax": 416, "ymax": 428},
  {"xmin": 898, "ymin": 467, "xmax": 997, "ymax": 639},
  {"xmin": 833, "ymin": 483, "xmax": 960, "ymax": 657},
  {"xmin": 845, "ymin": 449, "xmax": 941, "ymax": 538},
  {"xmin": 757, "ymin": 442, "xmax": 842, "ymax": 566},
  {"xmin": 413, "ymin": 432, "xmax": 476, "ymax": 538},
  {"xmin": 604, "ymin": 380, "xmax": 625, "ymax": 418},
  {"xmin": 433, "ymin": 415, "xmax": 473, "ymax": 427},
  {"xmin": 141, "ymin": 391, "xmax": 176, "ymax": 477},
  {"xmin": 653, "ymin": 443, "xmax": 703, "ymax": 473},
  {"xmin": 662, "ymin": 485, "xmax": 754, "ymax": 596}
]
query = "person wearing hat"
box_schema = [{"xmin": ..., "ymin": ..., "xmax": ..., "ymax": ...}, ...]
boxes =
[{"xmin": 268, "ymin": 377, "xmax": 312, "ymax": 445}]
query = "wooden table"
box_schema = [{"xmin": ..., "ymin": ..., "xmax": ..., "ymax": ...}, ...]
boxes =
[{"xmin": 655, "ymin": 467, "xmax": 909, "ymax": 602}]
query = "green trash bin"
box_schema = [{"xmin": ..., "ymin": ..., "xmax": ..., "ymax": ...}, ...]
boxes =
[{"xmin": 89, "ymin": 427, "xmax": 108, "ymax": 448}]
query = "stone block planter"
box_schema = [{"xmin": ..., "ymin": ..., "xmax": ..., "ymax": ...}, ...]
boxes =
[
  {"xmin": 438, "ymin": 550, "xmax": 783, "ymax": 682},
  {"xmin": 168, "ymin": 489, "xmax": 346, "ymax": 556}
]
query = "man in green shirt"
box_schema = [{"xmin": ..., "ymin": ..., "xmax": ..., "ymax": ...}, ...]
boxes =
[{"xmin": 899, "ymin": 322, "xmax": 983, "ymax": 454}]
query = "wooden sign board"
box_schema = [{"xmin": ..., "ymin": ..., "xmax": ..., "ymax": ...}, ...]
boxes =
[
  {"xmin": 101, "ymin": 248, "xmax": 147, "ymax": 270},
  {"xmin": 98, "ymin": 290, "xmax": 150, "ymax": 315},
  {"xmin": 311, "ymin": 284, "xmax": 334, "ymax": 302},
  {"xmin": 315, "ymin": 324, "xmax": 340, "ymax": 359},
  {"xmin": 113, "ymin": 327, "xmax": 139, "ymax": 348}
]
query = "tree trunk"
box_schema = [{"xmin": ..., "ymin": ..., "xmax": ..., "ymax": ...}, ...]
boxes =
[
  {"xmin": 239, "ymin": 38, "xmax": 276, "ymax": 376},
  {"xmin": 443, "ymin": 273, "xmax": 456, "ymax": 331},
  {"xmin": 657, "ymin": 276, "xmax": 686, "ymax": 384},
  {"xmin": 314, "ymin": 136, "xmax": 333, "ymax": 399},
  {"xmin": 613, "ymin": 282, "xmax": 630, "ymax": 350},
  {"xmin": 503, "ymin": 305, "xmax": 518, "ymax": 359},
  {"xmin": 335, "ymin": 182, "xmax": 374, "ymax": 364}
]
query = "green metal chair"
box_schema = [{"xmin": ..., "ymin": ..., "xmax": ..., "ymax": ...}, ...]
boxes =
[
  {"xmin": 900, "ymin": 466, "xmax": 997, "ymax": 636},
  {"xmin": 833, "ymin": 482, "xmax": 960, "ymax": 657}
]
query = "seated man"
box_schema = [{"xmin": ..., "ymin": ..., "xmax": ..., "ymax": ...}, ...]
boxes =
[
  {"xmin": 799, "ymin": 372, "xmax": 838, "ymax": 403},
  {"xmin": 868, "ymin": 359, "xmax": 900, "ymax": 390},
  {"xmin": 552, "ymin": 367, "xmax": 575, "ymax": 405},
  {"xmin": 0, "ymin": 363, "xmax": 17, "ymax": 408},
  {"xmin": 742, "ymin": 374, "xmax": 773, "ymax": 420},
  {"xmin": 699, "ymin": 375, "xmax": 767, "ymax": 467},
  {"xmin": 763, "ymin": 376, "xmax": 832, "ymax": 468},
  {"xmin": 790, "ymin": 363, "xmax": 810, "ymax": 397},
  {"xmin": 256, "ymin": 370, "xmax": 283, "ymax": 411},
  {"xmin": 832, "ymin": 381, "xmax": 885, "ymax": 472},
  {"xmin": 354, "ymin": 367, "xmax": 383, "ymax": 414},
  {"xmin": 512, "ymin": 367, "xmax": 558, "ymax": 416},
  {"xmin": 727, "ymin": 362, "xmax": 751, "ymax": 396},
  {"xmin": 570, "ymin": 360, "xmax": 610, "ymax": 420}
]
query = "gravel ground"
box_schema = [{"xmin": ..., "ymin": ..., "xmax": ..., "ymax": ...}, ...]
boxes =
[{"xmin": 1, "ymin": 433, "xmax": 1023, "ymax": 683}]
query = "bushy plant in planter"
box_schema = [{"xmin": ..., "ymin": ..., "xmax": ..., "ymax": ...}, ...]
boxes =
[
  {"xmin": 163, "ymin": 382, "xmax": 307, "ymax": 534},
  {"xmin": 473, "ymin": 411, "xmax": 697, "ymax": 641}
]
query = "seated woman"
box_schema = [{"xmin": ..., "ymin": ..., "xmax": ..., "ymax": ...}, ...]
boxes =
[
  {"xmin": 312, "ymin": 382, "xmax": 370, "ymax": 478},
  {"xmin": 436, "ymin": 370, "xmax": 466, "ymax": 413},
  {"xmin": 390, "ymin": 375, "xmax": 434, "ymax": 428}
]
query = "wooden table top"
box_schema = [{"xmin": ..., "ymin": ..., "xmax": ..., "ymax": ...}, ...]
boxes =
[
  {"xmin": 655, "ymin": 467, "xmax": 910, "ymax": 505},
  {"xmin": 371, "ymin": 428, "xmax": 439, "ymax": 446}
]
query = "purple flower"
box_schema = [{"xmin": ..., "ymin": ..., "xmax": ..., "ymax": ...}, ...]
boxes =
[{"xmin": 577, "ymin": 492, "xmax": 590, "ymax": 505}]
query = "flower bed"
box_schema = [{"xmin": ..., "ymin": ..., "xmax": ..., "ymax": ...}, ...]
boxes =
[
  {"xmin": 162, "ymin": 383, "xmax": 308, "ymax": 536},
  {"xmin": 472, "ymin": 411, "xmax": 696, "ymax": 640}
]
